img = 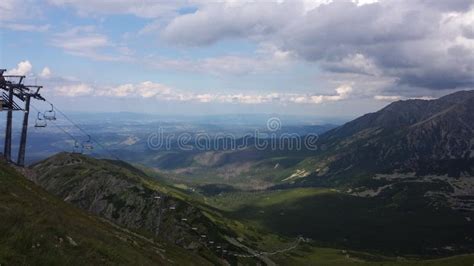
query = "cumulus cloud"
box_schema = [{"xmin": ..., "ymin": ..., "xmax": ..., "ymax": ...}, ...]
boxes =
[
  {"xmin": 289, "ymin": 85, "xmax": 353, "ymax": 104},
  {"xmin": 51, "ymin": 78, "xmax": 352, "ymax": 105},
  {"xmin": 95, "ymin": 81, "xmax": 173, "ymax": 98},
  {"xmin": 279, "ymin": 0, "xmax": 473, "ymax": 90},
  {"xmin": 186, "ymin": 85, "xmax": 353, "ymax": 105},
  {"xmin": 160, "ymin": 0, "xmax": 382, "ymax": 46},
  {"xmin": 3, "ymin": 61, "xmax": 351, "ymax": 105},
  {"xmin": 40, "ymin": 0, "xmax": 474, "ymax": 94},
  {"xmin": 9, "ymin": 60, "xmax": 352, "ymax": 105},
  {"xmin": 6, "ymin": 60, "xmax": 33, "ymax": 75},
  {"xmin": 39, "ymin": 67, "xmax": 52, "ymax": 78},
  {"xmin": 7, "ymin": 0, "xmax": 472, "ymax": 103},
  {"xmin": 54, "ymin": 83, "xmax": 94, "ymax": 97},
  {"xmin": 161, "ymin": 1, "xmax": 301, "ymax": 46},
  {"xmin": 158, "ymin": 0, "xmax": 474, "ymax": 91}
]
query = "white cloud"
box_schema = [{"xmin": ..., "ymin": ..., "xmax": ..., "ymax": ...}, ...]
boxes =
[
  {"xmin": 290, "ymin": 85, "xmax": 353, "ymax": 104},
  {"xmin": 41, "ymin": 0, "xmax": 474, "ymax": 95},
  {"xmin": 6, "ymin": 60, "xmax": 33, "ymax": 75},
  {"xmin": 51, "ymin": 78, "xmax": 353, "ymax": 106},
  {"xmin": 54, "ymin": 83, "xmax": 94, "ymax": 97},
  {"xmin": 161, "ymin": 1, "xmax": 301, "ymax": 46},
  {"xmin": 352, "ymin": 0, "xmax": 379, "ymax": 6},
  {"xmin": 374, "ymin": 95, "xmax": 436, "ymax": 102},
  {"xmin": 95, "ymin": 81, "xmax": 173, "ymax": 98},
  {"xmin": 156, "ymin": 0, "xmax": 474, "ymax": 91},
  {"xmin": 374, "ymin": 95, "xmax": 402, "ymax": 101},
  {"xmin": 39, "ymin": 67, "xmax": 52, "ymax": 78}
]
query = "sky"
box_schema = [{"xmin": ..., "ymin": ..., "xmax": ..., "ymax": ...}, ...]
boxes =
[{"xmin": 1, "ymin": 0, "xmax": 473, "ymax": 118}]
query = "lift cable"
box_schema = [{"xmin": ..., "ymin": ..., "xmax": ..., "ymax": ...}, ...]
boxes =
[
  {"xmin": 30, "ymin": 104, "xmax": 79, "ymax": 144},
  {"xmin": 31, "ymin": 104, "xmax": 84, "ymax": 154},
  {"xmin": 43, "ymin": 100, "xmax": 121, "ymax": 161}
]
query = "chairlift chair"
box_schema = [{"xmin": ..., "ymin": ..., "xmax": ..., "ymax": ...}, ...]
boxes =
[
  {"xmin": 34, "ymin": 112, "xmax": 47, "ymax": 128},
  {"xmin": 72, "ymin": 140, "xmax": 83, "ymax": 154},
  {"xmin": 43, "ymin": 103, "xmax": 56, "ymax": 121},
  {"xmin": 82, "ymin": 135, "xmax": 94, "ymax": 150}
]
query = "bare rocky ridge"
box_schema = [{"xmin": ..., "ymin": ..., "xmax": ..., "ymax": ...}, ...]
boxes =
[{"xmin": 29, "ymin": 153, "xmax": 238, "ymax": 255}]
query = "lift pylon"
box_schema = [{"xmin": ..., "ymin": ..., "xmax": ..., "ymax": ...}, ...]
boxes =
[{"xmin": 1, "ymin": 69, "xmax": 45, "ymax": 166}]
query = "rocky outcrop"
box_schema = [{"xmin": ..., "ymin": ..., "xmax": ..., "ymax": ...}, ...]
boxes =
[{"xmin": 30, "ymin": 153, "xmax": 230, "ymax": 251}]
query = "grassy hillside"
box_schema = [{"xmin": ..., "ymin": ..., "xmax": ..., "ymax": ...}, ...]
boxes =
[
  {"xmin": 30, "ymin": 153, "xmax": 261, "ymax": 265},
  {"xmin": 204, "ymin": 185, "xmax": 474, "ymax": 257},
  {"xmin": 0, "ymin": 158, "xmax": 213, "ymax": 265},
  {"xmin": 22, "ymin": 152, "xmax": 474, "ymax": 265}
]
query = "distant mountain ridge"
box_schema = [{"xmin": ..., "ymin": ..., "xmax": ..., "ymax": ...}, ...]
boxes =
[
  {"xmin": 325, "ymin": 90, "xmax": 474, "ymax": 139},
  {"xmin": 300, "ymin": 90, "xmax": 474, "ymax": 185}
]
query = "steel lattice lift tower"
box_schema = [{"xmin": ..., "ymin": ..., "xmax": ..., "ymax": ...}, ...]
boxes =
[{"xmin": 1, "ymin": 69, "xmax": 45, "ymax": 166}]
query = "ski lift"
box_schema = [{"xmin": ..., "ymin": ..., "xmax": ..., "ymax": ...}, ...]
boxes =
[
  {"xmin": 82, "ymin": 135, "xmax": 94, "ymax": 150},
  {"xmin": 72, "ymin": 140, "xmax": 83, "ymax": 154},
  {"xmin": 43, "ymin": 103, "xmax": 56, "ymax": 121},
  {"xmin": 34, "ymin": 112, "xmax": 47, "ymax": 128}
]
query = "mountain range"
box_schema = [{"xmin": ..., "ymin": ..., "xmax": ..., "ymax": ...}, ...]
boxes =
[
  {"xmin": 290, "ymin": 90, "xmax": 474, "ymax": 186},
  {"xmin": 1, "ymin": 90, "xmax": 474, "ymax": 265}
]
